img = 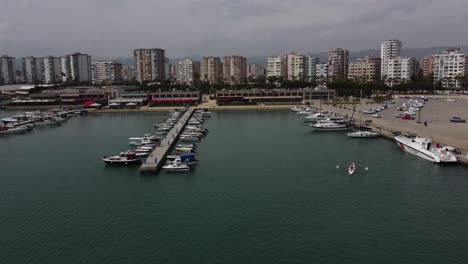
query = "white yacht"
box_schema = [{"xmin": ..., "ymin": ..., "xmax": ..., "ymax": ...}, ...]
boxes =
[
  {"xmin": 162, "ymin": 162, "xmax": 190, "ymax": 172},
  {"xmin": 180, "ymin": 134, "xmax": 200, "ymax": 142},
  {"xmin": 102, "ymin": 151, "xmax": 141, "ymax": 165},
  {"xmin": 347, "ymin": 131, "xmax": 380, "ymax": 138},
  {"xmin": 303, "ymin": 113, "xmax": 328, "ymax": 122},
  {"xmin": 0, "ymin": 126, "xmax": 30, "ymax": 134},
  {"xmin": 394, "ymin": 136, "xmax": 458, "ymax": 163},
  {"xmin": 310, "ymin": 122, "xmax": 349, "ymax": 131}
]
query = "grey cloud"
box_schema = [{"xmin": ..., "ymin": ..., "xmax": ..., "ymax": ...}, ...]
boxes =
[{"xmin": 0, "ymin": 0, "xmax": 467, "ymax": 59}]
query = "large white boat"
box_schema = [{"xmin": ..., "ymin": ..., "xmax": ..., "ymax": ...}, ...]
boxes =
[
  {"xmin": 347, "ymin": 131, "xmax": 380, "ymax": 138},
  {"xmin": 310, "ymin": 122, "xmax": 349, "ymax": 131},
  {"xmin": 394, "ymin": 136, "xmax": 458, "ymax": 163}
]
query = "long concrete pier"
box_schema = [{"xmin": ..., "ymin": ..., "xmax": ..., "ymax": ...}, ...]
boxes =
[{"xmin": 140, "ymin": 108, "xmax": 194, "ymax": 173}]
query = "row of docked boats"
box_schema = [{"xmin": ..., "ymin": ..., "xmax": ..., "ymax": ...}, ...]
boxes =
[
  {"xmin": 101, "ymin": 110, "xmax": 188, "ymax": 165},
  {"xmin": 0, "ymin": 109, "xmax": 87, "ymax": 135},
  {"xmin": 291, "ymin": 103, "xmax": 458, "ymax": 163},
  {"xmin": 161, "ymin": 109, "xmax": 211, "ymax": 172}
]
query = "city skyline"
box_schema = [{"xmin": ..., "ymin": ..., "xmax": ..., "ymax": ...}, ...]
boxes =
[{"xmin": 1, "ymin": 0, "xmax": 468, "ymax": 58}]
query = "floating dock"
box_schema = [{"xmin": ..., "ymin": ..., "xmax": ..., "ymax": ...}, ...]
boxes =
[{"xmin": 140, "ymin": 108, "xmax": 194, "ymax": 173}]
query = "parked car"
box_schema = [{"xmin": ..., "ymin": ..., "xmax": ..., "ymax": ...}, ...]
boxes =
[{"xmin": 402, "ymin": 114, "xmax": 415, "ymax": 120}]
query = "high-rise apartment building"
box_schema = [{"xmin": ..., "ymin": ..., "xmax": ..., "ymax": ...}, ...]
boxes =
[
  {"xmin": 348, "ymin": 56, "xmax": 381, "ymax": 82},
  {"xmin": 266, "ymin": 56, "xmax": 286, "ymax": 79},
  {"xmin": 177, "ymin": 59, "xmax": 200, "ymax": 85},
  {"xmin": 223, "ymin": 55, "xmax": 247, "ymax": 84},
  {"xmin": 327, "ymin": 48, "xmax": 349, "ymax": 80},
  {"xmin": 70, "ymin": 52, "xmax": 92, "ymax": 83},
  {"xmin": 287, "ymin": 52, "xmax": 308, "ymax": 80},
  {"xmin": 433, "ymin": 49, "xmax": 466, "ymax": 89},
  {"xmin": 22, "ymin": 56, "xmax": 43, "ymax": 84},
  {"xmin": 423, "ymin": 55, "xmax": 435, "ymax": 77},
  {"xmin": 315, "ymin": 63, "xmax": 328, "ymax": 83},
  {"xmin": 307, "ymin": 56, "xmax": 319, "ymax": 82},
  {"xmin": 381, "ymin": 39, "xmax": 402, "ymax": 79},
  {"xmin": 42, "ymin": 56, "xmax": 62, "ymax": 84},
  {"xmin": 247, "ymin": 64, "xmax": 266, "ymax": 79},
  {"xmin": 201, "ymin": 57, "xmax": 223, "ymax": 84},
  {"xmin": 0, "ymin": 55, "xmax": 16, "ymax": 85},
  {"xmin": 386, "ymin": 56, "xmax": 416, "ymax": 85},
  {"xmin": 134, "ymin": 48, "xmax": 166, "ymax": 83},
  {"xmin": 91, "ymin": 61, "xmax": 123, "ymax": 84},
  {"xmin": 122, "ymin": 66, "xmax": 135, "ymax": 81}
]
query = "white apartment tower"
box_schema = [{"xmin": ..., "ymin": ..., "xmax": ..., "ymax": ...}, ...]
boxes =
[
  {"xmin": 315, "ymin": 63, "xmax": 328, "ymax": 83},
  {"xmin": 433, "ymin": 49, "xmax": 467, "ymax": 89},
  {"xmin": 386, "ymin": 56, "xmax": 416, "ymax": 85},
  {"xmin": 307, "ymin": 56, "xmax": 319, "ymax": 82},
  {"xmin": 60, "ymin": 52, "xmax": 92, "ymax": 83},
  {"xmin": 23, "ymin": 56, "xmax": 42, "ymax": 84},
  {"xmin": 0, "ymin": 55, "xmax": 16, "ymax": 85},
  {"xmin": 201, "ymin": 57, "xmax": 223, "ymax": 84},
  {"xmin": 381, "ymin": 39, "xmax": 402, "ymax": 79},
  {"xmin": 177, "ymin": 59, "xmax": 200, "ymax": 85},
  {"xmin": 287, "ymin": 52, "xmax": 308, "ymax": 80},
  {"xmin": 43, "ymin": 56, "xmax": 62, "ymax": 84},
  {"xmin": 266, "ymin": 56, "xmax": 286, "ymax": 78},
  {"xmin": 91, "ymin": 61, "xmax": 123, "ymax": 84}
]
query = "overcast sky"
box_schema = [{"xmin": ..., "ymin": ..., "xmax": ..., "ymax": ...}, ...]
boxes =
[{"xmin": 1, "ymin": 0, "xmax": 468, "ymax": 58}]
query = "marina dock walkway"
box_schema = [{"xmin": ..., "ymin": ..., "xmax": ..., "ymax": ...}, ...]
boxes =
[{"xmin": 140, "ymin": 108, "xmax": 194, "ymax": 172}]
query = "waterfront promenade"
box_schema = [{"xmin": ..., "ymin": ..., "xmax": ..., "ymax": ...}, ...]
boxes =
[{"xmin": 140, "ymin": 108, "xmax": 194, "ymax": 172}]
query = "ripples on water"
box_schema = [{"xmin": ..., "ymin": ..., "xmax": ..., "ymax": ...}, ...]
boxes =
[{"xmin": 1, "ymin": 110, "xmax": 468, "ymax": 263}]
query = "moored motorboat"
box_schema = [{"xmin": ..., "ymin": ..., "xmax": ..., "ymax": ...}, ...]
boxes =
[
  {"xmin": 0, "ymin": 126, "xmax": 30, "ymax": 134},
  {"xmin": 394, "ymin": 136, "xmax": 457, "ymax": 163},
  {"xmin": 102, "ymin": 151, "xmax": 141, "ymax": 165},
  {"xmin": 347, "ymin": 131, "xmax": 380, "ymax": 138},
  {"xmin": 310, "ymin": 122, "xmax": 349, "ymax": 131},
  {"xmin": 162, "ymin": 162, "xmax": 191, "ymax": 172}
]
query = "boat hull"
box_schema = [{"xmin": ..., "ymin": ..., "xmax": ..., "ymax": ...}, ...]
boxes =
[{"xmin": 394, "ymin": 136, "xmax": 458, "ymax": 163}]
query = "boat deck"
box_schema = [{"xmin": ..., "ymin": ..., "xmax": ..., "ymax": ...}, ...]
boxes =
[{"xmin": 140, "ymin": 108, "xmax": 194, "ymax": 173}]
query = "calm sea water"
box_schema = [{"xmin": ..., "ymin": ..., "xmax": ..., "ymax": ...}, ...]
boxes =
[{"xmin": 1, "ymin": 110, "xmax": 468, "ymax": 264}]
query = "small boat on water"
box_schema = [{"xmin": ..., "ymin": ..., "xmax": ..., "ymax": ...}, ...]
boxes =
[
  {"xmin": 180, "ymin": 134, "xmax": 201, "ymax": 142},
  {"xmin": 168, "ymin": 153, "xmax": 198, "ymax": 166},
  {"xmin": 102, "ymin": 151, "xmax": 141, "ymax": 165},
  {"xmin": 0, "ymin": 126, "xmax": 30, "ymax": 134},
  {"xmin": 347, "ymin": 131, "xmax": 380, "ymax": 138},
  {"xmin": 348, "ymin": 163, "xmax": 356, "ymax": 175},
  {"xmin": 394, "ymin": 136, "xmax": 458, "ymax": 163},
  {"xmin": 162, "ymin": 162, "xmax": 191, "ymax": 172},
  {"xmin": 310, "ymin": 122, "xmax": 349, "ymax": 131}
]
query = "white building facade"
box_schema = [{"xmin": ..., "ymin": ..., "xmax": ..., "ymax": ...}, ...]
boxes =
[
  {"xmin": 287, "ymin": 52, "xmax": 308, "ymax": 80},
  {"xmin": 386, "ymin": 56, "xmax": 416, "ymax": 85},
  {"xmin": 177, "ymin": 59, "xmax": 200, "ymax": 85},
  {"xmin": 307, "ymin": 56, "xmax": 319, "ymax": 82},
  {"xmin": 433, "ymin": 49, "xmax": 467, "ymax": 89},
  {"xmin": 266, "ymin": 56, "xmax": 286, "ymax": 79},
  {"xmin": 315, "ymin": 63, "xmax": 328, "ymax": 83},
  {"xmin": 43, "ymin": 56, "xmax": 62, "ymax": 84},
  {"xmin": 381, "ymin": 39, "xmax": 402, "ymax": 79},
  {"xmin": 91, "ymin": 61, "xmax": 123, "ymax": 84},
  {"xmin": 0, "ymin": 55, "xmax": 16, "ymax": 85}
]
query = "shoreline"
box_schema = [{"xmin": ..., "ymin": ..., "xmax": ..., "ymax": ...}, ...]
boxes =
[{"xmin": 319, "ymin": 103, "xmax": 468, "ymax": 166}]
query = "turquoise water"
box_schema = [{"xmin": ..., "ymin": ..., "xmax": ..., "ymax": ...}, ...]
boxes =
[{"xmin": 1, "ymin": 110, "xmax": 468, "ymax": 263}]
